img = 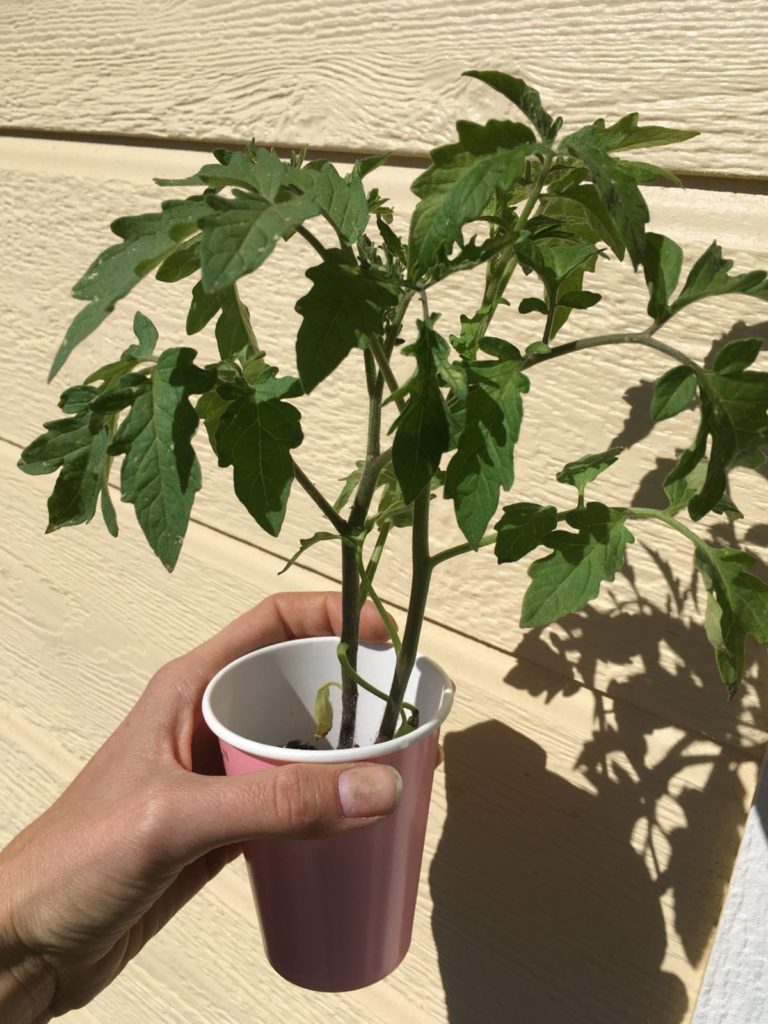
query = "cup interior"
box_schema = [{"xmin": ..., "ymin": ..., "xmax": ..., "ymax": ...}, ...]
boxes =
[{"xmin": 203, "ymin": 637, "xmax": 453, "ymax": 761}]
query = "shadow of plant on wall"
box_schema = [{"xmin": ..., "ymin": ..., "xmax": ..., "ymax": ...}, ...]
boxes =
[
  {"xmin": 429, "ymin": 321, "xmax": 768, "ymax": 1024},
  {"xmin": 430, "ymin": 574, "xmax": 766, "ymax": 1024}
]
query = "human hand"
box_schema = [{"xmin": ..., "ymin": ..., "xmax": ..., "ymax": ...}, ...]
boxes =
[{"xmin": 0, "ymin": 592, "xmax": 399, "ymax": 1021}]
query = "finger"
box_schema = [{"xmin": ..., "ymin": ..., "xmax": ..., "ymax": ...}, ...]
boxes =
[
  {"xmin": 176, "ymin": 592, "xmax": 393, "ymax": 690},
  {"xmin": 166, "ymin": 763, "xmax": 403, "ymax": 863}
]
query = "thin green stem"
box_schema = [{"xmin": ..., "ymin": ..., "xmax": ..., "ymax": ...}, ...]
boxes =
[
  {"xmin": 337, "ymin": 643, "xmax": 418, "ymax": 719},
  {"xmin": 363, "ymin": 348, "xmax": 382, "ymax": 458},
  {"xmin": 625, "ymin": 507, "xmax": 707, "ymax": 554},
  {"xmin": 523, "ymin": 331, "xmax": 700, "ymax": 372},
  {"xmin": 367, "ymin": 332, "xmax": 405, "ymax": 410},
  {"xmin": 541, "ymin": 295, "xmax": 558, "ymax": 348},
  {"xmin": 292, "ymin": 462, "xmax": 348, "ymax": 535},
  {"xmin": 296, "ymin": 224, "xmax": 327, "ymax": 258},
  {"xmin": 356, "ymin": 544, "xmax": 402, "ymax": 655},
  {"xmin": 365, "ymin": 523, "xmax": 391, "ymax": 586},
  {"xmin": 430, "ymin": 531, "xmax": 498, "ymax": 568}
]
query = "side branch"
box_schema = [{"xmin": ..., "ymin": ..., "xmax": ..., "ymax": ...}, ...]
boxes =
[
  {"xmin": 293, "ymin": 461, "xmax": 348, "ymax": 534},
  {"xmin": 524, "ymin": 331, "xmax": 700, "ymax": 372}
]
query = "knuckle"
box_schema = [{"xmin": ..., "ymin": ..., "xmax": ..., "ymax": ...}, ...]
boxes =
[
  {"xmin": 267, "ymin": 765, "xmax": 330, "ymax": 835},
  {"xmin": 128, "ymin": 783, "xmax": 176, "ymax": 867}
]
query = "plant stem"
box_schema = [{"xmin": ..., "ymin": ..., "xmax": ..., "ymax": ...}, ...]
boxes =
[
  {"xmin": 523, "ymin": 331, "xmax": 700, "ymax": 372},
  {"xmin": 338, "ymin": 542, "xmax": 361, "ymax": 748},
  {"xmin": 295, "ymin": 225, "xmax": 327, "ymax": 258},
  {"xmin": 364, "ymin": 523, "xmax": 391, "ymax": 586},
  {"xmin": 367, "ymin": 332, "xmax": 405, "ymax": 410},
  {"xmin": 377, "ymin": 486, "xmax": 432, "ymax": 742},
  {"xmin": 337, "ymin": 642, "xmax": 418, "ymax": 723},
  {"xmin": 625, "ymin": 506, "xmax": 709, "ymax": 555},
  {"xmin": 337, "ymin": 349, "xmax": 392, "ymax": 745},
  {"xmin": 293, "ymin": 461, "xmax": 348, "ymax": 534},
  {"xmin": 430, "ymin": 531, "xmax": 498, "ymax": 568},
  {"xmin": 356, "ymin": 543, "xmax": 402, "ymax": 654}
]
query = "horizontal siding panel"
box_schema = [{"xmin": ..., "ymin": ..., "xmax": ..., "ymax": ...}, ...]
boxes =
[
  {"xmin": 0, "ymin": 1, "xmax": 766, "ymax": 178},
  {"xmin": 1, "ymin": 138, "xmax": 767, "ymax": 747},
  {"xmin": 0, "ymin": 439, "xmax": 761, "ymax": 1023}
]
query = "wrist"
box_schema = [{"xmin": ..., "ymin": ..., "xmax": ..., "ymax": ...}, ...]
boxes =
[
  {"xmin": 0, "ymin": 852, "xmax": 55, "ymax": 1024},
  {"xmin": 0, "ymin": 957, "xmax": 55, "ymax": 1024}
]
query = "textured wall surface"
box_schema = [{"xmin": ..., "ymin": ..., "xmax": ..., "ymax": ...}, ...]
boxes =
[{"xmin": 1, "ymin": 3, "xmax": 767, "ymax": 1022}]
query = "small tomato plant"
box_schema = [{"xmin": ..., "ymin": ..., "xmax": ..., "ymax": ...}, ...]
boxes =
[{"xmin": 20, "ymin": 70, "xmax": 768, "ymax": 747}]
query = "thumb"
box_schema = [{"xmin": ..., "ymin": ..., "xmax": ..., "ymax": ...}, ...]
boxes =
[{"xmin": 173, "ymin": 762, "xmax": 402, "ymax": 860}]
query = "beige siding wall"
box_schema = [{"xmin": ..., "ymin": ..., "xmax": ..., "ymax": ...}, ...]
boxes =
[{"xmin": 1, "ymin": 4, "xmax": 766, "ymax": 1022}]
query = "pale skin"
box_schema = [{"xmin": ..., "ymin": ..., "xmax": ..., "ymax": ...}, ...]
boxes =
[{"xmin": 0, "ymin": 592, "xmax": 407, "ymax": 1023}]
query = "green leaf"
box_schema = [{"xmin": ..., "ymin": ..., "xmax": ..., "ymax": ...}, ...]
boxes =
[
  {"xmin": 313, "ymin": 681, "xmax": 341, "ymax": 740},
  {"xmin": 651, "ymin": 366, "xmax": 698, "ymax": 421},
  {"xmin": 59, "ymin": 385, "xmax": 99, "ymax": 415},
  {"xmin": 519, "ymin": 297, "xmax": 548, "ymax": 315},
  {"xmin": 110, "ymin": 348, "xmax": 202, "ymax": 570},
  {"xmin": 90, "ymin": 386, "xmax": 141, "ymax": 414},
  {"xmin": 713, "ymin": 338, "xmax": 763, "ymax": 376},
  {"xmin": 463, "ymin": 70, "xmax": 558, "ymax": 140},
  {"xmin": 687, "ymin": 366, "xmax": 768, "ymax": 519},
  {"xmin": 295, "ymin": 250, "xmax": 398, "ymax": 392},
  {"xmin": 101, "ymin": 483, "xmax": 119, "ymax": 537},
  {"xmin": 556, "ymin": 447, "xmax": 623, "ymax": 499},
  {"xmin": 429, "ymin": 118, "xmax": 536, "ymax": 167},
  {"xmin": 444, "ymin": 360, "xmax": 529, "ymax": 546},
  {"xmin": 616, "ymin": 159, "xmax": 682, "ymax": 186},
  {"xmin": 186, "ymin": 279, "xmax": 223, "ymax": 335},
  {"xmin": 279, "ymin": 531, "xmax": 342, "ymax": 576},
  {"xmin": 495, "ymin": 502, "xmax": 558, "ymax": 562},
  {"xmin": 333, "ymin": 462, "xmax": 364, "ymax": 512},
  {"xmin": 558, "ymin": 289, "xmax": 601, "ymax": 310},
  {"xmin": 545, "ymin": 184, "xmax": 626, "ymax": 260},
  {"xmin": 215, "ymin": 285, "xmax": 259, "ymax": 359},
  {"xmin": 664, "ymin": 458, "xmax": 742, "ymax": 520},
  {"xmin": 156, "ymin": 147, "xmax": 286, "ymax": 200},
  {"xmin": 604, "ymin": 115, "xmax": 699, "ymax": 152},
  {"xmin": 374, "ymin": 467, "xmax": 414, "ymax": 528},
  {"xmin": 514, "ymin": 235, "xmax": 599, "ymax": 295},
  {"xmin": 563, "ymin": 130, "xmax": 649, "ymax": 268},
  {"xmin": 200, "ymin": 192, "xmax": 320, "ymax": 291},
  {"xmin": 352, "ymin": 153, "xmax": 391, "ymax": 178},
  {"xmin": 51, "ymin": 197, "xmax": 207, "ymax": 378},
  {"xmin": 643, "ymin": 232, "xmax": 684, "ymax": 322},
  {"xmin": 18, "ymin": 414, "xmax": 109, "ymax": 530},
  {"xmin": 155, "ymin": 235, "xmax": 201, "ymax": 282},
  {"xmin": 521, "ymin": 503, "xmax": 634, "ymax": 628},
  {"xmin": 196, "ymin": 390, "xmax": 232, "ymax": 456},
  {"xmin": 670, "ymin": 242, "xmax": 767, "ymax": 316},
  {"xmin": 126, "ymin": 311, "xmax": 159, "ymax": 360},
  {"xmin": 297, "ymin": 163, "xmax": 369, "ymax": 244},
  {"xmin": 696, "ymin": 544, "xmax": 768, "ymax": 692},
  {"xmin": 409, "ymin": 143, "xmax": 538, "ymax": 278},
  {"xmin": 216, "ymin": 397, "xmax": 303, "ymax": 535},
  {"xmin": 391, "ymin": 321, "xmax": 451, "ymax": 503}
]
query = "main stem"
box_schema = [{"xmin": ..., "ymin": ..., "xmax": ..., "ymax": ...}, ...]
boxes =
[
  {"xmin": 376, "ymin": 486, "xmax": 432, "ymax": 742},
  {"xmin": 337, "ymin": 347, "xmax": 390, "ymax": 746}
]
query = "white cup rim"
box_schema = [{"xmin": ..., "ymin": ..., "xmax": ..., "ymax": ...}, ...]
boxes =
[{"xmin": 202, "ymin": 636, "xmax": 454, "ymax": 763}]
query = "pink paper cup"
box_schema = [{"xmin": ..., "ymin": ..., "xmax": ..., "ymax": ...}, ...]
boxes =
[{"xmin": 202, "ymin": 636, "xmax": 454, "ymax": 991}]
